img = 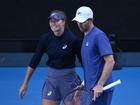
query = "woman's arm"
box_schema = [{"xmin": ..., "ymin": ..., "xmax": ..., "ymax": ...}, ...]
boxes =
[{"xmin": 19, "ymin": 66, "xmax": 34, "ymax": 99}]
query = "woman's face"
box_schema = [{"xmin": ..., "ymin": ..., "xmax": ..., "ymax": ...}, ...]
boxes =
[{"xmin": 49, "ymin": 19, "xmax": 65, "ymax": 33}]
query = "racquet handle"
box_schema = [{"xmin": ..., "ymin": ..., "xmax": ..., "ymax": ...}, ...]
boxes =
[
  {"xmin": 81, "ymin": 79, "xmax": 121, "ymax": 91},
  {"xmin": 103, "ymin": 79, "xmax": 121, "ymax": 91}
]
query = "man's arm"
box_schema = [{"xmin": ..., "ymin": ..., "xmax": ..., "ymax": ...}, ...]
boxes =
[
  {"xmin": 93, "ymin": 54, "xmax": 115, "ymax": 101},
  {"xmin": 97, "ymin": 54, "xmax": 115, "ymax": 86}
]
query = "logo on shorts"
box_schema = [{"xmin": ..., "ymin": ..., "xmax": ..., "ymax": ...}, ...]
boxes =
[
  {"xmin": 62, "ymin": 44, "xmax": 67, "ymax": 49},
  {"xmin": 47, "ymin": 91, "xmax": 52, "ymax": 96}
]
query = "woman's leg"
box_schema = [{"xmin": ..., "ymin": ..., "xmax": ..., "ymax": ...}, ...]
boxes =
[
  {"xmin": 42, "ymin": 79, "xmax": 61, "ymax": 105},
  {"xmin": 42, "ymin": 99, "xmax": 60, "ymax": 105}
]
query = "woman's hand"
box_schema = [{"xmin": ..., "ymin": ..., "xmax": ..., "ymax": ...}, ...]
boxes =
[{"xmin": 19, "ymin": 83, "xmax": 28, "ymax": 99}]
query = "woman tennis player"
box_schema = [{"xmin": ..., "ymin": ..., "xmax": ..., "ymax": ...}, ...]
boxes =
[{"xmin": 19, "ymin": 10, "xmax": 82, "ymax": 105}]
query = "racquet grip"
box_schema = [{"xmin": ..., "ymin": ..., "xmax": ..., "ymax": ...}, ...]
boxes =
[
  {"xmin": 81, "ymin": 79, "xmax": 121, "ymax": 91},
  {"xmin": 103, "ymin": 79, "xmax": 121, "ymax": 91}
]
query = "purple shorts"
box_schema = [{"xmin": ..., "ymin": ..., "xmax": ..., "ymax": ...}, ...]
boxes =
[{"xmin": 42, "ymin": 67, "xmax": 81, "ymax": 100}]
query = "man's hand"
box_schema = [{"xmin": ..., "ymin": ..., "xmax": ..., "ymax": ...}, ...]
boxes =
[{"xmin": 92, "ymin": 84, "xmax": 103, "ymax": 101}]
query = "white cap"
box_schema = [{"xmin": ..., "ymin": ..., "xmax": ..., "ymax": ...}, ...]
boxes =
[{"xmin": 72, "ymin": 6, "xmax": 93, "ymax": 23}]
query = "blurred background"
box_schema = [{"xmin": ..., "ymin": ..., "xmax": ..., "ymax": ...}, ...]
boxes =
[
  {"xmin": 0, "ymin": 0, "xmax": 140, "ymax": 105},
  {"xmin": 0, "ymin": 0, "xmax": 140, "ymax": 52}
]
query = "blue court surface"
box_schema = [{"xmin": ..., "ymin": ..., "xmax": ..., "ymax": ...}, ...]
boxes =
[{"xmin": 0, "ymin": 67, "xmax": 140, "ymax": 105}]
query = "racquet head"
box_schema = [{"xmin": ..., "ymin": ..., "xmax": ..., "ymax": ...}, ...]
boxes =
[{"xmin": 63, "ymin": 88, "xmax": 93, "ymax": 105}]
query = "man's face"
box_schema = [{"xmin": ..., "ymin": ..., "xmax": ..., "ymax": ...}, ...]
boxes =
[{"xmin": 76, "ymin": 20, "xmax": 90, "ymax": 33}]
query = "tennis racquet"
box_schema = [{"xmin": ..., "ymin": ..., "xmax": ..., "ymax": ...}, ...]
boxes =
[{"xmin": 63, "ymin": 80, "xmax": 121, "ymax": 105}]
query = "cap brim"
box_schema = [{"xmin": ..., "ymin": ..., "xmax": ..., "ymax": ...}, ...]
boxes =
[
  {"xmin": 72, "ymin": 17, "xmax": 87, "ymax": 23},
  {"xmin": 48, "ymin": 16, "xmax": 60, "ymax": 20},
  {"xmin": 48, "ymin": 12, "xmax": 65, "ymax": 20}
]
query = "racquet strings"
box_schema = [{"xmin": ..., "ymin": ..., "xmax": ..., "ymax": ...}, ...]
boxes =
[{"xmin": 63, "ymin": 89, "xmax": 92, "ymax": 105}]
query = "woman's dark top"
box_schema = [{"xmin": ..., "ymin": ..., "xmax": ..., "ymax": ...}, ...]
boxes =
[{"xmin": 29, "ymin": 30, "xmax": 82, "ymax": 69}]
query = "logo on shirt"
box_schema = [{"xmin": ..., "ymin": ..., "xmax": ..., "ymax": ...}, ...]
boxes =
[
  {"xmin": 62, "ymin": 44, "xmax": 67, "ymax": 49},
  {"xmin": 77, "ymin": 12, "xmax": 81, "ymax": 15},
  {"xmin": 47, "ymin": 91, "xmax": 52, "ymax": 96},
  {"xmin": 86, "ymin": 42, "xmax": 89, "ymax": 46}
]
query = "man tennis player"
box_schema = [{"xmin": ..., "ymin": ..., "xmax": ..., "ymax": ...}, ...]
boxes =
[{"xmin": 72, "ymin": 6, "xmax": 115, "ymax": 105}]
